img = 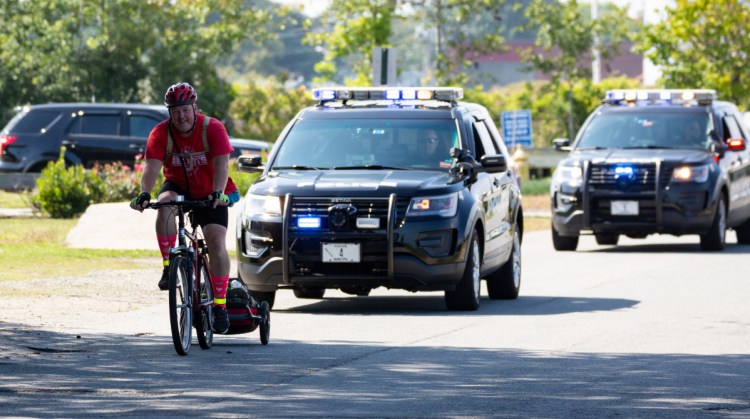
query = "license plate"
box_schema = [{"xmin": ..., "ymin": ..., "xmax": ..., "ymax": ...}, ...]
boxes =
[
  {"xmin": 321, "ymin": 243, "xmax": 360, "ymax": 263},
  {"xmin": 611, "ymin": 200, "xmax": 639, "ymax": 216}
]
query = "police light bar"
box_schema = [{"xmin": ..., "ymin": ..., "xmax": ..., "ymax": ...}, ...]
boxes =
[
  {"xmin": 312, "ymin": 87, "xmax": 463, "ymax": 104},
  {"xmin": 604, "ymin": 89, "xmax": 716, "ymax": 106}
]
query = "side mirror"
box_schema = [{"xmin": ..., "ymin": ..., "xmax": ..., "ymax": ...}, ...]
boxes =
[
  {"xmin": 237, "ymin": 155, "xmax": 263, "ymax": 173},
  {"xmin": 552, "ymin": 138, "xmax": 571, "ymax": 151},
  {"xmin": 479, "ymin": 154, "xmax": 508, "ymax": 173}
]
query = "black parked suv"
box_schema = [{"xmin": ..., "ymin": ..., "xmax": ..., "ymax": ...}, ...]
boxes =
[
  {"xmin": 236, "ymin": 87, "xmax": 524, "ymax": 310},
  {"xmin": 0, "ymin": 103, "xmax": 268, "ymax": 172},
  {"xmin": 550, "ymin": 89, "xmax": 750, "ymax": 251}
]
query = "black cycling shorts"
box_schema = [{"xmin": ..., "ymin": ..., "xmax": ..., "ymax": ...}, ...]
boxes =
[{"xmin": 159, "ymin": 181, "xmax": 228, "ymax": 228}]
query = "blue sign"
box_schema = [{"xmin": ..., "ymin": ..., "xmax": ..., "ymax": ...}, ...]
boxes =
[{"xmin": 501, "ymin": 109, "xmax": 533, "ymax": 148}]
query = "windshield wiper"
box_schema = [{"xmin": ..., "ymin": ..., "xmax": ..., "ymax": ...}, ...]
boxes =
[
  {"xmin": 271, "ymin": 165, "xmax": 328, "ymax": 170},
  {"xmin": 333, "ymin": 165, "xmax": 407, "ymax": 170}
]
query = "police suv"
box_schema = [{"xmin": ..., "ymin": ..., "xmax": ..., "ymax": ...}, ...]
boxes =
[
  {"xmin": 236, "ymin": 87, "xmax": 523, "ymax": 311},
  {"xmin": 551, "ymin": 89, "xmax": 750, "ymax": 251}
]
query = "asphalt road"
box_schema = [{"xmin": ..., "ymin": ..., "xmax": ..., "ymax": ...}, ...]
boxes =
[{"xmin": 2, "ymin": 229, "xmax": 750, "ymax": 417}]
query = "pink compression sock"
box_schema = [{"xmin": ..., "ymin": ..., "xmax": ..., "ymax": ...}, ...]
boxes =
[
  {"xmin": 213, "ymin": 275, "xmax": 229, "ymax": 308},
  {"xmin": 157, "ymin": 234, "xmax": 176, "ymax": 266}
]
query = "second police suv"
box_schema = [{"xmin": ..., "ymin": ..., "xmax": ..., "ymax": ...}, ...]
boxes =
[
  {"xmin": 550, "ymin": 89, "xmax": 750, "ymax": 251},
  {"xmin": 235, "ymin": 87, "xmax": 524, "ymax": 311}
]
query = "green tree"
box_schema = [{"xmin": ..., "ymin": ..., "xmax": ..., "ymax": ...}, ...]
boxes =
[
  {"xmin": 407, "ymin": 0, "xmax": 508, "ymax": 86},
  {"xmin": 228, "ymin": 79, "xmax": 310, "ymax": 142},
  {"xmin": 519, "ymin": 0, "xmax": 632, "ymax": 139},
  {"xmin": 303, "ymin": 0, "xmax": 397, "ymax": 85},
  {"xmin": 637, "ymin": 0, "xmax": 750, "ymax": 109},
  {"xmin": 0, "ymin": 1, "xmax": 269, "ymax": 124},
  {"xmin": 304, "ymin": 0, "xmax": 509, "ymax": 86}
]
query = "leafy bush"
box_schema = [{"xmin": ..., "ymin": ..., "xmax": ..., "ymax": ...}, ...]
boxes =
[
  {"xmin": 521, "ymin": 177, "xmax": 551, "ymax": 196},
  {"xmin": 32, "ymin": 148, "xmax": 105, "ymax": 218},
  {"xmin": 91, "ymin": 155, "xmax": 163, "ymax": 202}
]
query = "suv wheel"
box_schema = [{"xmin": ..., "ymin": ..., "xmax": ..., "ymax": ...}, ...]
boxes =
[
  {"xmin": 700, "ymin": 192, "xmax": 726, "ymax": 251},
  {"xmin": 445, "ymin": 230, "xmax": 481, "ymax": 311},
  {"xmin": 486, "ymin": 228, "xmax": 521, "ymax": 300},
  {"xmin": 552, "ymin": 225, "xmax": 579, "ymax": 251},
  {"xmin": 595, "ymin": 233, "xmax": 619, "ymax": 246},
  {"xmin": 293, "ymin": 286, "xmax": 325, "ymax": 299}
]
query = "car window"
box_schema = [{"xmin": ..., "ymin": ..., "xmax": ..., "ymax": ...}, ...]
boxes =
[
  {"xmin": 129, "ymin": 115, "xmax": 161, "ymax": 138},
  {"xmin": 578, "ymin": 110, "xmax": 712, "ymax": 149},
  {"xmin": 272, "ymin": 118, "xmax": 456, "ymax": 170},
  {"xmin": 473, "ymin": 120, "xmax": 497, "ymax": 158},
  {"xmin": 722, "ymin": 115, "xmax": 743, "ymax": 141},
  {"xmin": 68, "ymin": 114, "xmax": 120, "ymax": 136},
  {"xmin": 3, "ymin": 110, "xmax": 60, "ymax": 134}
]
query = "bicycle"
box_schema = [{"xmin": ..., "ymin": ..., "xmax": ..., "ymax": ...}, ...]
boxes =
[{"xmin": 149, "ymin": 196, "xmax": 270, "ymax": 356}]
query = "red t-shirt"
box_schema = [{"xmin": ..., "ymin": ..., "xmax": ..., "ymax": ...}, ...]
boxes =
[{"xmin": 145, "ymin": 114, "xmax": 237, "ymax": 199}]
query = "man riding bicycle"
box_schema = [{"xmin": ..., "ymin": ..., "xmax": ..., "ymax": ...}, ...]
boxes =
[{"xmin": 130, "ymin": 82, "xmax": 239, "ymax": 334}]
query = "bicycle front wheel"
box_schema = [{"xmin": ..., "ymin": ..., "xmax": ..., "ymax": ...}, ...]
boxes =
[
  {"xmin": 195, "ymin": 254, "xmax": 214, "ymax": 350},
  {"xmin": 169, "ymin": 255, "xmax": 193, "ymax": 356}
]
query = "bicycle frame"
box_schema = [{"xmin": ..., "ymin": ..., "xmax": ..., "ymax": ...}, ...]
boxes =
[
  {"xmin": 150, "ymin": 196, "xmax": 215, "ymax": 354},
  {"xmin": 170, "ymin": 199, "xmax": 214, "ymax": 321}
]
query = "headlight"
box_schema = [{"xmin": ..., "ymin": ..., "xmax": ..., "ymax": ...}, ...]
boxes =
[
  {"xmin": 553, "ymin": 165, "xmax": 583, "ymax": 188},
  {"xmin": 243, "ymin": 193, "xmax": 282, "ymax": 217},
  {"xmin": 407, "ymin": 192, "xmax": 458, "ymax": 218},
  {"xmin": 671, "ymin": 164, "xmax": 709, "ymax": 183}
]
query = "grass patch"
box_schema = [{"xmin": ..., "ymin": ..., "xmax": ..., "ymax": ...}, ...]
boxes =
[
  {"xmin": 0, "ymin": 190, "xmax": 33, "ymax": 208},
  {"xmin": 0, "ymin": 218, "xmax": 159, "ymax": 282},
  {"xmin": 521, "ymin": 177, "xmax": 551, "ymax": 196}
]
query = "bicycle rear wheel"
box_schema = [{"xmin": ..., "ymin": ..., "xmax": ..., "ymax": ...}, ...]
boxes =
[
  {"xmin": 195, "ymin": 255, "xmax": 214, "ymax": 350},
  {"xmin": 169, "ymin": 255, "xmax": 192, "ymax": 356}
]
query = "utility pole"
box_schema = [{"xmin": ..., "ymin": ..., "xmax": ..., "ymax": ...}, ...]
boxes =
[{"xmin": 591, "ymin": 0, "xmax": 601, "ymax": 84}]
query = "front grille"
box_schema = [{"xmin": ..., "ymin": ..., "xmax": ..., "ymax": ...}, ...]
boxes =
[
  {"xmin": 290, "ymin": 197, "xmax": 391, "ymax": 233},
  {"xmin": 586, "ymin": 162, "xmax": 662, "ymax": 226},
  {"xmin": 285, "ymin": 195, "xmax": 399, "ymax": 278},
  {"xmin": 589, "ymin": 162, "xmax": 659, "ymax": 192}
]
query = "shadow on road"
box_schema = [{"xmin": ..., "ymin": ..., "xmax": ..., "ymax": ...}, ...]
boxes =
[
  {"xmin": 1, "ymin": 322, "xmax": 748, "ymax": 417},
  {"xmin": 277, "ymin": 295, "xmax": 638, "ymax": 317},
  {"xmin": 585, "ymin": 242, "xmax": 750, "ymax": 255}
]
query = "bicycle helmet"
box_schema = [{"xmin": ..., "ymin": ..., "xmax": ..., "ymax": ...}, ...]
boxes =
[{"xmin": 164, "ymin": 82, "xmax": 198, "ymax": 108}]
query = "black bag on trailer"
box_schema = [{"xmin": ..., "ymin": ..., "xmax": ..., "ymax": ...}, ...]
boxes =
[
  {"xmin": 227, "ymin": 279, "xmax": 254, "ymax": 309},
  {"xmin": 225, "ymin": 279, "xmax": 258, "ymax": 334}
]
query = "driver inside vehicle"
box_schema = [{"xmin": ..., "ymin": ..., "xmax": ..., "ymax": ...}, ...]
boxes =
[
  {"xmin": 682, "ymin": 119, "xmax": 706, "ymax": 147},
  {"xmin": 415, "ymin": 129, "xmax": 450, "ymax": 168}
]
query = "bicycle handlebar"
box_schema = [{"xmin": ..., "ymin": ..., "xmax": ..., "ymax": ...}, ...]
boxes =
[{"xmin": 147, "ymin": 198, "xmax": 215, "ymax": 210}]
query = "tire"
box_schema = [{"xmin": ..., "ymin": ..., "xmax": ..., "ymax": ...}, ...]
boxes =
[
  {"xmin": 195, "ymin": 256, "xmax": 213, "ymax": 350},
  {"xmin": 700, "ymin": 193, "xmax": 726, "ymax": 251},
  {"xmin": 735, "ymin": 218, "xmax": 750, "ymax": 245},
  {"xmin": 594, "ymin": 233, "xmax": 619, "ymax": 246},
  {"xmin": 552, "ymin": 224, "xmax": 578, "ymax": 251},
  {"xmin": 169, "ymin": 256, "xmax": 192, "ymax": 356},
  {"xmin": 445, "ymin": 230, "xmax": 481, "ymax": 311},
  {"xmin": 293, "ymin": 286, "xmax": 325, "ymax": 299},
  {"xmin": 259, "ymin": 301, "xmax": 270, "ymax": 346},
  {"xmin": 486, "ymin": 229, "xmax": 521, "ymax": 300},
  {"xmin": 252, "ymin": 291, "xmax": 276, "ymax": 310}
]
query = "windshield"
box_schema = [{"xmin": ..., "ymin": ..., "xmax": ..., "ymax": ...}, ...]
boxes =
[
  {"xmin": 271, "ymin": 118, "xmax": 459, "ymax": 170},
  {"xmin": 576, "ymin": 110, "xmax": 714, "ymax": 150}
]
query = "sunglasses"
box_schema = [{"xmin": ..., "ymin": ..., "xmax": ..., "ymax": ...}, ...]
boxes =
[{"xmin": 422, "ymin": 137, "xmax": 438, "ymax": 144}]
